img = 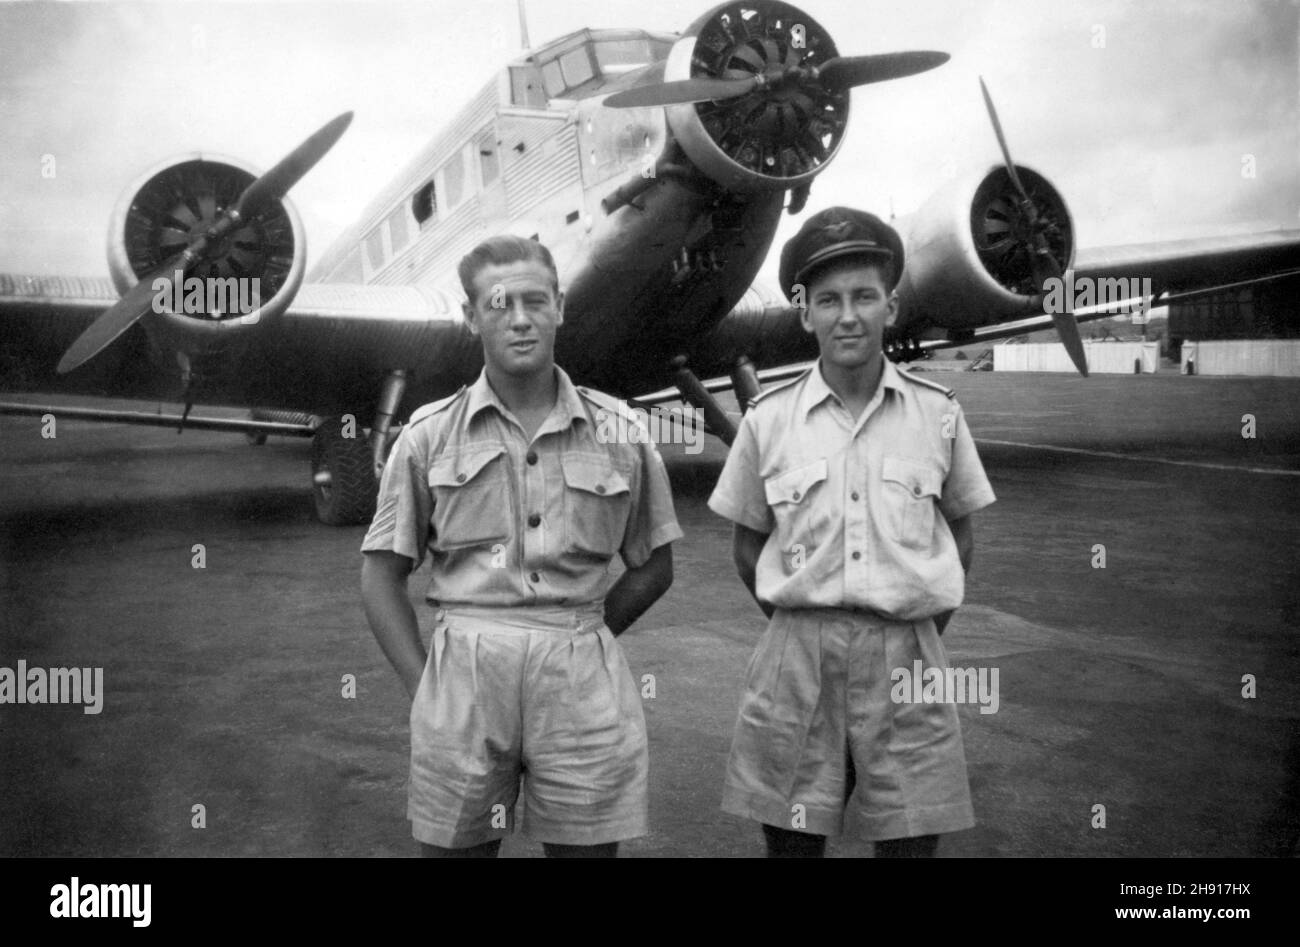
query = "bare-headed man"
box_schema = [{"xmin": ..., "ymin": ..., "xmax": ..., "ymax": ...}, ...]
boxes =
[{"xmin": 361, "ymin": 235, "xmax": 681, "ymax": 857}]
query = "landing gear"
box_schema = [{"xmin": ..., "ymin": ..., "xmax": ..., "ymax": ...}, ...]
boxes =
[{"xmin": 311, "ymin": 417, "xmax": 376, "ymax": 526}]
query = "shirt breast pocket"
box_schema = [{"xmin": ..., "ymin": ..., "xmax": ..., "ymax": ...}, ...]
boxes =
[
  {"xmin": 763, "ymin": 458, "xmax": 830, "ymax": 555},
  {"xmin": 427, "ymin": 446, "xmax": 512, "ymax": 551},
  {"xmin": 561, "ymin": 454, "xmax": 632, "ymax": 560},
  {"xmin": 881, "ymin": 455, "xmax": 943, "ymax": 550}
]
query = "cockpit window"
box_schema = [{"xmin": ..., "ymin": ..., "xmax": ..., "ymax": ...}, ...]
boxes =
[
  {"xmin": 540, "ymin": 60, "xmax": 565, "ymax": 98},
  {"xmin": 533, "ymin": 34, "xmax": 672, "ymax": 100},
  {"xmin": 558, "ymin": 47, "xmax": 595, "ymax": 89},
  {"xmin": 595, "ymin": 39, "xmax": 659, "ymax": 74}
]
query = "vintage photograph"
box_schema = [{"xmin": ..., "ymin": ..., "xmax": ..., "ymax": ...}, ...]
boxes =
[{"xmin": 1, "ymin": 0, "xmax": 1296, "ymax": 869}]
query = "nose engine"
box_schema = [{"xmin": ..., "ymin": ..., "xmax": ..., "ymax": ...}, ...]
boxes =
[
  {"xmin": 605, "ymin": 1, "xmax": 948, "ymax": 196},
  {"xmin": 664, "ymin": 2, "xmax": 849, "ymax": 192}
]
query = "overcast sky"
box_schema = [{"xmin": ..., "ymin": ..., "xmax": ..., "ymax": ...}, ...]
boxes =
[{"xmin": 1, "ymin": 0, "xmax": 1296, "ymax": 283}]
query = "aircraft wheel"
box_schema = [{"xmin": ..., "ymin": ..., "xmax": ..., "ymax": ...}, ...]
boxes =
[{"xmin": 311, "ymin": 418, "xmax": 377, "ymax": 526}]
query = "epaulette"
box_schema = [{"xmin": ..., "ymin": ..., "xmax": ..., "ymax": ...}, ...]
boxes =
[
  {"xmin": 895, "ymin": 366, "xmax": 957, "ymax": 400},
  {"xmin": 406, "ymin": 386, "xmax": 467, "ymax": 426},
  {"xmin": 575, "ymin": 385, "xmax": 642, "ymax": 421},
  {"xmin": 747, "ymin": 368, "xmax": 811, "ymax": 409}
]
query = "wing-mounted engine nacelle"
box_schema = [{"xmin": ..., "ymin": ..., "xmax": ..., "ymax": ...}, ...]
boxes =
[
  {"xmin": 664, "ymin": 1, "xmax": 849, "ymax": 193},
  {"xmin": 106, "ymin": 154, "xmax": 306, "ymax": 355},
  {"xmin": 898, "ymin": 164, "xmax": 1074, "ymax": 329}
]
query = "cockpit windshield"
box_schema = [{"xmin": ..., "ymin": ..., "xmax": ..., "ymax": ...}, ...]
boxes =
[{"xmin": 530, "ymin": 33, "xmax": 673, "ymax": 101}]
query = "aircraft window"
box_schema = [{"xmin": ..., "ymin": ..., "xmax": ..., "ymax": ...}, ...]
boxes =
[
  {"xmin": 559, "ymin": 47, "xmax": 594, "ymax": 89},
  {"xmin": 443, "ymin": 152, "xmax": 466, "ymax": 209},
  {"xmin": 511, "ymin": 65, "xmax": 547, "ymax": 108},
  {"xmin": 387, "ymin": 206, "xmax": 410, "ymax": 255},
  {"xmin": 595, "ymin": 39, "xmax": 656, "ymax": 74},
  {"xmin": 412, "ymin": 181, "xmax": 436, "ymax": 227},
  {"xmin": 477, "ymin": 133, "xmax": 500, "ymax": 187},
  {"xmin": 540, "ymin": 60, "xmax": 565, "ymax": 98},
  {"xmin": 364, "ymin": 227, "xmax": 385, "ymax": 271}
]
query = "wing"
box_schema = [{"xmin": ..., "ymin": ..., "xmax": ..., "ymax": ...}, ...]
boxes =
[
  {"xmin": 673, "ymin": 230, "xmax": 1300, "ymax": 379},
  {"xmin": 0, "ymin": 274, "xmax": 481, "ymax": 418}
]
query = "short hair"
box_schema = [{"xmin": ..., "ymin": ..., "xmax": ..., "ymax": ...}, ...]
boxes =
[{"xmin": 457, "ymin": 235, "xmax": 559, "ymax": 305}]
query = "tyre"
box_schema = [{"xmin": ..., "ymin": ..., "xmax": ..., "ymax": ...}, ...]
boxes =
[{"xmin": 311, "ymin": 417, "xmax": 377, "ymax": 526}]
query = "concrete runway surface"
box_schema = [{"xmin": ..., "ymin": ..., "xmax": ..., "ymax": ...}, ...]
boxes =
[{"xmin": 1, "ymin": 371, "xmax": 1297, "ymax": 857}]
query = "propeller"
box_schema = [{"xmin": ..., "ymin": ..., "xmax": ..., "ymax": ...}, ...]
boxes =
[
  {"xmin": 57, "ymin": 111, "xmax": 353, "ymax": 375},
  {"xmin": 604, "ymin": 51, "xmax": 949, "ymax": 109},
  {"xmin": 978, "ymin": 77, "xmax": 1087, "ymax": 376}
]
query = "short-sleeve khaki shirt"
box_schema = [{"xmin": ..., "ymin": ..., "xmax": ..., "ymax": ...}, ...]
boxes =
[
  {"xmin": 708, "ymin": 357, "xmax": 995, "ymax": 620},
  {"xmin": 362, "ymin": 366, "xmax": 683, "ymax": 607}
]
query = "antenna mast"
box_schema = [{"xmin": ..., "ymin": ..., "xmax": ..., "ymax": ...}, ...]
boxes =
[{"xmin": 517, "ymin": 0, "xmax": 530, "ymax": 49}]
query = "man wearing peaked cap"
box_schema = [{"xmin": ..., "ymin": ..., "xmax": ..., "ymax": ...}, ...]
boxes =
[
  {"xmin": 709, "ymin": 206, "xmax": 997, "ymax": 858},
  {"xmin": 779, "ymin": 206, "xmax": 906, "ymax": 300}
]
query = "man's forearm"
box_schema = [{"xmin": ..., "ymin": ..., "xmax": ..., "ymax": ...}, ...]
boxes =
[
  {"xmin": 361, "ymin": 554, "xmax": 426, "ymax": 697},
  {"xmin": 732, "ymin": 523, "xmax": 774, "ymax": 619},
  {"xmin": 935, "ymin": 515, "xmax": 975, "ymax": 636},
  {"xmin": 738, "ymin": 562, "xmax": 774, "ymax": 619},
  {"xmin": 604, "ymin": 545, "xmax": 673, "ymax": 635}
]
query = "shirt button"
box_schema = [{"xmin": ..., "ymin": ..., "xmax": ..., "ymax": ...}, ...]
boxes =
[
  {"xmin": 526, "ymin": 451, "xmax": 538, "ymax": 465},
  {"xmin": 792, "ymin": 491, "xmax": 801, "ymax": 501},
  {"xmin": 913, "ymin": 485, "xmax": 922, "ymax": 497},
  {"xmin": 852, "ymin": 551, "xmax": 862, "ymax": 561},
  {"xmin": 529, "ymin": 572, "xmax": 540, "ymax": 583},
  {"xmin": 851, "ymin": 491, "xmax": 860, "ymax": 502},
  {"xmin": 595, "ymin": 484, "xmax": 606, "ymax": 495},
  {"xmin": 527, "ymin": 513, "xmax": 541, "ymax": 528},
  {"xmin": 455, "ymin": 473, "xmax": 466, "ymax": 483}
]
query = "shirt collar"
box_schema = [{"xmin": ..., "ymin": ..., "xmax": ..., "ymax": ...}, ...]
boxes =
[
  {"xmin": 465, "ymin": 364, "xmax": 588, "ymax": 430},
  {"xmin": 799, "ymin": 356, "xmax": 903, "ymax": 418}
]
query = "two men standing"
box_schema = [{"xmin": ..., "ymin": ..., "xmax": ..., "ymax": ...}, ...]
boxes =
[{"xmin": 361, "ymin": 209, "xmax": 994, "ymax": 857}]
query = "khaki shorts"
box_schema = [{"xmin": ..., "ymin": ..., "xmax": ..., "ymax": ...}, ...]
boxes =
[
  {"xmin": 408, "ymin": 605, "xmax": 648, "ymax": 849},
  {"xmin": 722, "ymin": 608, "xmax": 975, "ymax": 840}
]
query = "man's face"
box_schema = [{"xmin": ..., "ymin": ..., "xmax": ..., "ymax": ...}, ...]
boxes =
[
  {"xmin": 799, "ymin": 258, "xmax": 897, "ymax": 372},
  {"xmin": 463, "ymin": 260, "xmax": 564, "ymax": 379}
]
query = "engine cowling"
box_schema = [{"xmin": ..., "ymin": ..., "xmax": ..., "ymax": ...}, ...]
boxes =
[
  {"xmin": 898, "ymin": 164, "xmax": 1074, "ymax": 330},
  {"xmin": 664, "ymin": 1, "xmax": 849, "ymax": 192},
  {"xmin": 106, "ymin": 154, "xmax": 306, "ymax": 353}
]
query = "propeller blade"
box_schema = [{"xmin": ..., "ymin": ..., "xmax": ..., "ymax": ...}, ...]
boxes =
[
  {"xmin": 603, "ymin": 75, "xmax": 759, "ymax": 109},
  {"xmin": 818, "ymin": 51, "xmax": 950, "ymax": 90},
  {"xmin": 1051, "ymin": 310, "xmax": 1090, "ymax": 377},
  {"xmin": 56, "ymin": 261, "xmax": 183, "ymax": 374},
  {"xmin": 234, "ymin": 111, "xmax": 353, "ymax": 218},
  {"xmin": 979, "ymin": 78, "xmax": 1085, "ymax": 375},
  {"xmin": 1029, "ymin": 233, "xmax": 1088, "ymax": 376},
  {"xmin": 978, "ymin": 76, "xmax": 1032, "ymax": 206}
]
